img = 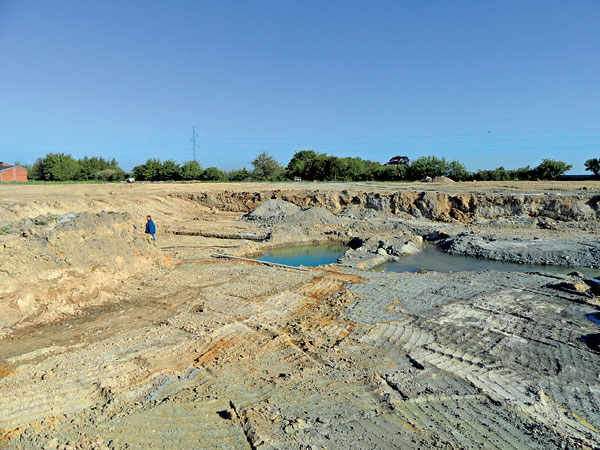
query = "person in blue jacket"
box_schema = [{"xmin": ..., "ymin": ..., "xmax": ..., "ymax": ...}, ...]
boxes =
[{"xmin": 145, "ymin": 215, "xmax": 156, "ymax": 241}]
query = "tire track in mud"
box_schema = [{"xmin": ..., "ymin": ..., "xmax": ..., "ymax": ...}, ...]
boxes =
[
  {"xmin": 348, "ymin": 271, "xmax": 600, "ymax": 448},
  {"xmin": 1, "ymin": 265, "xmax": 366, "ymax": 444}
]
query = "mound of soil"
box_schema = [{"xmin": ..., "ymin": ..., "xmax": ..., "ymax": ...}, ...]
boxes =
[
  {"xmin": 0, "ymin": 212, "xmax": 160, "ymax": 335},
  {"xmin": 287, "ymin": 207, "xmax": 341, "ymax": 226},
  {"xmin": 433, "ymin": 176, "xmax": 455, "ymax": 183},
  {"xmin": 243, "ymin": 199, "xmax": 301, "ymax": 223}
]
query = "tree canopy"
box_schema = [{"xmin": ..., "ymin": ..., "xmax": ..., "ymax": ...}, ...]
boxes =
[
  {"xmin": 585, "ymin": 158, "xmax": 600, "ymax": 177},
  {"xmin": 251, "ymin": 152, "xmax": 284, "ymax": 180},
  {"xmin": 24, "ymin": 151, "xmax": 580, "ymax": 184}
]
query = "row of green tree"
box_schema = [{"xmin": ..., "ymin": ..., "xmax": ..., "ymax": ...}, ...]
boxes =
[
  {"xmin": 26, "ymin": 151, "xmax": 592, "ymax": 182},
  {"xmin": 131, "ymin": 153, "xmax": 282, "ymax": 182},
  {"xmin": 130, "ymin": 152, "xmax": 575, "ymax": 182},
  {"xmin": 30, "ymin": 154, "xmax": 126, "ymax": 181}
]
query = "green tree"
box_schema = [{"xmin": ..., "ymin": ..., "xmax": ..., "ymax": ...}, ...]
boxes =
[
  {"xmin": 94, "ymin": 169, "xmax": 126, "ymax": 181},
  {"xmin": 408, "ymin": 156, "xmax": 446, "ymax": 180},
  {"xmin": 228, "ymin": 168, "xmax": 250, "ymax": 181},
  {"xmin": 181, "ymin": 160, "xmax": 204, "ymax": 180},
  {"xmin": 34, "ymin": 153, "xmax": 80, "ymax": 181},
  {"xmin": 534, "ymin": 159, "xmax": 572, "ymax": 180},
  {"xmin": 585, "ymin": 158, "xmax": 600, "ymax": 177},
  {"xmin": 251, "ymin": 152, "xmax": 283, "ymax": 180},
  {"xmin": 77, "ymin": 156, "xmax": 121, "ymax": 180},
  {"xmin": 304, "ymin": 154, "xmax": 330, "ymax": 180},
  {"xmin": 30, "ymin": 158, "xmax": 44, "ymax": 180},
  {"xmin": 203, "ymin": 167, "xmax": 226, "ymax": 181},
  {"xmin": 159, "ymin": 160, "xmax": 182, "ymax": 181},
  {"xmin": 287, "ymin": 150, "xmax": 319, "ymax": 179},
  {"xmin": 132, "ymin": 158, "xmax": 162, "ymax": 181},
  {"xmin": 378, "ymin": 164, "xmax": 407, "ymax": 181},
  {"xmin": 407, "ymin": 156, "xmax": 470, "ymax": 181},
  {"xmin": 385, "ymin": 156, "xmax": 409, "ymax": 166},
  {"xmin": 513, "ymin": 166, "xmax": 534, "ymax": 180},
  {"xmin": 446, "ymin": 160, "xmax": 470, "ymax": 181}
]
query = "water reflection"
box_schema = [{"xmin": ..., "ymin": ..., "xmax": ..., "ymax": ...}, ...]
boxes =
[
  {"xmin": 256, "ymin": 243, "xmax": 348, "ymax": 267},
  {"xmin": 380, "ymin": 245, "xmax": 600, "ymax": 278}
]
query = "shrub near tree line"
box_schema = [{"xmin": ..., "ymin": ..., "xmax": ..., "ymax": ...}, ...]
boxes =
[
  {"xmin": 533, "ymin": 159, "xmax": 572, "ymax": 180},
  {"xmin": 251, "ymin": 152, "xmax": 284, "ymax": 180},
  {"xmin": 181, "ymin": 160, "xmax": 204, "ymax": 180},
  {"xmin": 407, "ymin": 156, "xmax": 469, "ymax": 181},
  {"xmin": 131, "ymin": 158, "xmax": 229, "ymax": 182},
  {"xmin": 473, "ymin": 159, "xmax": 571, "ymax": 181},
  {"xmin": 203, "ymin": 167, "xmax": 227, "ymax": 181},
  {"xmin": 31, "ymin": 153, "xmax": 126, "ymax": 181}
]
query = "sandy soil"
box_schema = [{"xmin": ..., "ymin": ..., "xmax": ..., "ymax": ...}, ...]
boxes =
[{"xmin": 0, "ymin": 181, "xmax": 599, "ymax": 449}]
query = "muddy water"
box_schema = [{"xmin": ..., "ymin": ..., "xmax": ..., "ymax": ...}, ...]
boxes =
[
  {"xmin": 380, "ymin": 244, "xmax": 600, "ymax": 278},
  {"xmin": 256, "ymin": 243, "xmax": 348, "ymax": 267}
]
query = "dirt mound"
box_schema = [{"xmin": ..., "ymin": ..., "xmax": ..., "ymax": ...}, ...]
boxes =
[
  {"xmin": 243, "ymin": 200, "xmax": 342, "ymax": 227},
  {"xmin": 243, "ymin": 199, "xmax": 301, "ymax": 222},
  {"xmin": 286, "ymin": 207, "xmax": 341, "ymax": 226},
  {"xmin": 0, "ymin": 212, "xmax": 161, "ymax": 335},
  {"xmin": 433, "ymin": 176, "xmax": 455, "ymax": 183},
  {"xmin": 339, "ymin": 205, "xmax": 380, "ymax": 220}
]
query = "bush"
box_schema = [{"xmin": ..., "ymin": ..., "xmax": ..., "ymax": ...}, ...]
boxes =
[
  {"xmin": 378, "ymin": 164, "xmax": 407, "ymax": 181},
  {"xmin": 77, "ymin": 157, "xmax": 122, "ymax": 180},
  {"xmin": 446, "ymin": 160, "xmax": 469, "ymax": 181},
  {"xmin": 32, "ymin": 153, "xmax": 80, "ymax": 181},
  {"xmin": 585, "ymin": 158, "xmax": 600, "ymax": 177},
  {"xmin": 181, "ymin": 161, "xmax": 204, "ymax": 180},
  {"xmin": 228, "ymin": 168, "xmax": 250, "ymax": 181},
  {"xmin": 159, "ymin": 160, "xmax": 182, "ymax": 181},
  {"xmin": 287, "ymin": 150, "xmax": 319, "ymax": 179},
  {"xmin": 533, "ymin": 159, "xmax": 572, "ymax": 180},
  {"xmin": 203, "ymin": 167, "xmax": 226, "ymax": 181},
  {"xmin": 251, "ymin": 152, "xmax": 284, "ymax": 180},
  {"xmin": 132, "ymin": 158, "xmax": 162, "ymax": 181},
  {"xmin": 94, "ymin": 169, "xmax": 126, "ymax": 181}
]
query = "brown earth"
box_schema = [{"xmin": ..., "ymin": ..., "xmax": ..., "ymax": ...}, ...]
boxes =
[{"xmin": 0, "ymin": 181, "xmax": 599, "ymax": 449}]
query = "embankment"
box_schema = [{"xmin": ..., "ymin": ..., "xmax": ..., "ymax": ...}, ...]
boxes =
[
  {"xmin": 170, "ymin": 189, "xmax": 600, "ymax": 222},
  {"xmin": 0, "ymin": 212, "xmax": 161, "ymax": 336}
]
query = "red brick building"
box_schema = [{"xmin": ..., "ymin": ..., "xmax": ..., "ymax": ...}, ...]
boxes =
[{"xmin": 0, "ymin": 162, "xmax": 28, "ymax": 182}]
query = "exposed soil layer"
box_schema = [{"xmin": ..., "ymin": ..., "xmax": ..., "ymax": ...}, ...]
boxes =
[{"xmin": 0, "ymin": 181, "xmax": 599, "ymax": 449}]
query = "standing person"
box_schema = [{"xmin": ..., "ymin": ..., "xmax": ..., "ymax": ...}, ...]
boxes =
[{"xmin": 145, "ymin": 215, "xmax": 156, "ymax": 242}]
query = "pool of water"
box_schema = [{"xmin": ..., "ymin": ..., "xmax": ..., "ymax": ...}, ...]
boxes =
[
  {"xmin": 379, "ymin": 245, "xmax": 600, "ymax": 278},
  {"xmin": 255, "ymin": 243, "xmax": 348, "ymax": 267},
  {"xmin": 587, "ymin": 312, "xmax": 600, "ymax": 325}
]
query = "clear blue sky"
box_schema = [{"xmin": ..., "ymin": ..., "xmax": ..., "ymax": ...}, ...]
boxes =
[{"xmin": 1, "ymin": 0, "xmax": 598, "ymax": 173}]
